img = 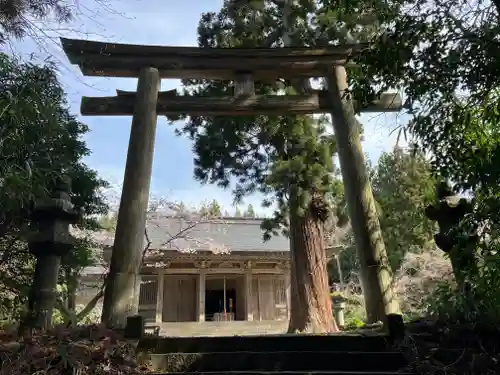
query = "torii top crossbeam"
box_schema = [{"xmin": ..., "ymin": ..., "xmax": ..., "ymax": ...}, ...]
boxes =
[{"xmin": 60, "ymin": 38, "xmax": 367, "ymax": 80}]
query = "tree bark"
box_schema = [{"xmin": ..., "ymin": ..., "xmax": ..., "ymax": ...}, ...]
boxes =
[
  {"xmin": 67, "ymin": 291, "xmax": 76, "ymax": 311},
  {"xmin": 280, "ymin": 0, "xmax": 337, "ymax": 333},
  {"xmin": 325, "ymin": 65, "xmax": 400, "ymax": 324},
  {"xmin": 66, "ymin": 271, "xmax": 77, "ymax": 311},
  {"xmin": 287, "ymin": 197, "xmax": 338, "ymax": 333}
]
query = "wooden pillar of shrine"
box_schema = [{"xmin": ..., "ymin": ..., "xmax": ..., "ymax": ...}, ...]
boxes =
[
  {"xmin": 244, "ymin": 261, "xmax": 253, "ymax": 321},
  {"xmin": 285, "ymin": 269, "xmax": 291, "ymax": 319},
  {"xmin": 102, "ymin": 67, "xmax": 161, "ymax": 328},
  {"xmin": 156, "ymin": 270, "xmax": 165, "ymax": 323},
  {"xmin": 197, "ymin": 269, "xmax": 206, "ymax": 322}
]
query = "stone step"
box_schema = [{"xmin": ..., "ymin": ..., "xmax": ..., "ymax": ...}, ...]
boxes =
[
  {"xmin": 147, "ymin": 351, "xmax": 408, "ymax": 372},
  {"xmin": 148, "ymin": 372, "xmax": 415, "ymax": 375},
  {"xmin": 157, "ymin": 321, "xmax": 288, "ymax": 337},
  {"xmin": 138, "ymin": 334, "xmax": 393, "ymax": 354}
]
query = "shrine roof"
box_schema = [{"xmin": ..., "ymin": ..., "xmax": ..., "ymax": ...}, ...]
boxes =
[
  {"xmin": 146, "ymin": 215, "xmax": 290, "ymax": 253},
  {"xmin": 86, "ymin": 215, "xmax": 290, "ymax": 253}
]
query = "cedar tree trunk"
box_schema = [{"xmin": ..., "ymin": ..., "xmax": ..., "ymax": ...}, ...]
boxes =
[{"xmin": 287, "ymin": 195, "xmax": 338, "ymax": 333}]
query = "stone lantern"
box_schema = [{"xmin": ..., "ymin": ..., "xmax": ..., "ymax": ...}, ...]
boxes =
[
  {"xmin": 331, "ymin": 294, "xmax": 348, "ymax": 328},
  {"xmin": 425, "ymin": 181, "xmax": 478, "ymax": 289},
  {"xmin": 25, "ymin": 176, "xmax": 80, "ymax": 330}
]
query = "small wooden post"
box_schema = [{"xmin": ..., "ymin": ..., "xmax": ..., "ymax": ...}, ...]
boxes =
[
  {"xmin": 332, "ymin": 295, "xmax": 348, "ymax": 329},
  {"xmin": 284, "ymin": 269, "xmax": 291, "ymax": 320},
  {"xmin": 244, "ymin": 261, "xmax": 253, "ymax": 321},
  {"xmin": 336, "ymin": 254, "xmax": 345, "ymax": 291},
  {"xmin": 387, "ymin": 313, "xmax": 405, "ymax": 341},
  {"xmin": 234, "ymin": 73, "xmax": 255, "ymax": 97},
  {"xmin": 197, "ymin": 270, "xmax": 206, "ymax": 322},
  {"xmin": 155, "ymin": 270, "xmax": 164, "ymax": 324},
  {"xmin": 102, "ymin": 67, "xmax": 161, "ymax": 328},
  {"xmin": 223, "ymin": 276, "xmax": 227, "ymax": 319},
  {"xmin": 124, "ymin": 315, "xmax": 145, "ymax": 339}
]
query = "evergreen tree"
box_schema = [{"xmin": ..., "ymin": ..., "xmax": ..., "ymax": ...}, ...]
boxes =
[
  {"xmin": 349, "ymin": 0, "xmax": 500, "ymax": 319},
  {"xmin": 244, "ymin": 204, "xmax": 256, "ymax": 218},
  {"xmin": 199, "ymin": 203, "xmax": 209, "ymax": 218},
  {"xmin": 0, "ymin": 0, "xmax": 72, "ymax": 41},
  {"xmin": 208, "ymin": 199, "xmax": 222, "ymax": 217},
  {"xmin": 177, "ymin": 202, "xmax": 187, "ymax": 213},
  {"xmin": 237, "ymin": 0, "xmax": 399, "ymax": 325},
  {"xmin": 0, "ymin": 54, "xmax": 108, "ymax": 321},
  {"xmin": 311, "ymin": 0, "xmax": 400, "ymax": 322},
  {"xmin": 176, "ymin": 0, "xmax": 338, "ymax": 332},
  {"xmin": 371, "ymin": 147, "xmax": 437, "ymax": 270},
  {"xmin": 234, "ymin": 207, "xmax": 242, "ymax": 217}
]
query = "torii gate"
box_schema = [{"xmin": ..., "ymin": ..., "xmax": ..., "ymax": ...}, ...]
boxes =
[{"xmin": 60, "ymin": 37, "xmax": 401, "ymax": 327}]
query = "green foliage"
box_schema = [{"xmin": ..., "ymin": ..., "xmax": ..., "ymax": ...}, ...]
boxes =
[
  {"xmin": 0, "ymin": 53, "xmax": 108, "ymax": 320},
  {"xmin": 331, "ymin": 292, "xmax": 366, "ymax": 330},
  {"xmin": 208, "ymin": 200, "xmax": 222, "ymax": 217},
  {"xmin": 200, "ymin": 200, "xmax": 222, "ymax": 218},
  {"xmin": 343, "ymin": 308, "xmax": 365, "ymax": 331},
  {"xmin": 425, "ymin": 259, "xmax": 500, "ymax": 325},
  {"xmin": 328, "ymin": 240, "xmax": 359, "ymax": 284},
  {"xmin": 58, "ymin": 234, "xmax": 102, "ymax": 317},
  {"xmin": 0, "ymin": 54, "xmax": 108, "ymax": 223},
  {"xmin": 172, "ymin": 2, "xmax": 338, "ymax": 238},
  {"xmin": 231, "ymin": 0, "xmax": 500, "ymax": 326},
  {"xmin": 340, "ymin": 299, "xmax": 415, "ymax": 330},
  {"xmin": 309, "ymin": 0, "xmax": 500, "ymax": 226},
  {"xmin": 350, "ymin": 0, "xmax": 500, "ymax": 218},
  {"xmin": 345, "ymin": 0, "xmax": 500, "ymax": 322},
  {"xmin": 0, "ymin": 0, "xmax": 72, "ymax": 41},
  {"xmin": 329, "ymin": 148, "xmax": 437, "ymax": 282},
  {"xmin": 424, "ymin": 199, "xmax": 500, "ymax": 324},
  {"xmin": 371, "ymin": 147, "xmax": 437, "ymax": 269},
  {"xmin": 243, "ymin": 204, "xmax": 256, "ymax": 218},
  {"xmin": 328, "ymin": 176, "xmax": 349, "ymax": 229}
]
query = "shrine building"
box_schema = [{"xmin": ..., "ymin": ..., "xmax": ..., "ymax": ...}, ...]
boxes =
[{"xmin": 78, "ymin": 216, "xmax": 291, "ymax": 324}]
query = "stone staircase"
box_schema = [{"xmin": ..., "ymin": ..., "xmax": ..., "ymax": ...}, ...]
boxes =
[
  {"xmin": 157, "ymin": 321, "xmax": 288, "ymax": 337},
  {"xmin": 137, "ymin": 333, "xmax": 414, "ymax": 374}
]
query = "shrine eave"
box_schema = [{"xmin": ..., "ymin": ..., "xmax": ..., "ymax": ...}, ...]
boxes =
[
  {"xmin": 60, "ymin": 37, "xmax": 367, "ymax": 79},
  {"xmin": 152, "ymin": 250, "xmax": 290, "ymax": 259}
]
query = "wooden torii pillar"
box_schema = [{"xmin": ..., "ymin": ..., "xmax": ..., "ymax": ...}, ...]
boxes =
[
  {"xmin": 104, "ymin": 67, "xmax": 160, "ymax": 327},
  {"xmin": 60, "ymin": 37, "xmax": 402, "ymax": 327}
]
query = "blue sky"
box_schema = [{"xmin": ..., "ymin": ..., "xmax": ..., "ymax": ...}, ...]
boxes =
[{"xmin": 4, "ymin": 0, "xmax": 407, "ymax": 215}]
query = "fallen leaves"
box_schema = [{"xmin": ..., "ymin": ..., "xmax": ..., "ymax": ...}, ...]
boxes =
[{"xmin": 0, "ymin": 324, "xmax": 154, "ymax": 374}]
